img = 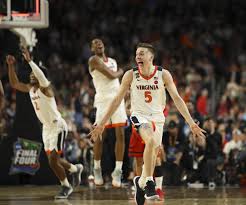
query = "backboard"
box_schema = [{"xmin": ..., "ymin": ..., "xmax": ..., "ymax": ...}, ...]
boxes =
[{"xmin": 0, "ymin": 0, "xmax": 49, "ymax": 29}]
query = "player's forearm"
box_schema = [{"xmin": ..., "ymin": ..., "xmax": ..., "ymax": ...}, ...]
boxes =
[
  {"xmin": 106, "ymin": 70, "xmax": 122, "ymax": 79},
  {"xmin": 112, "ymin": 73, "xmax": 119, "ymax": 79},
  {"xmin": 29, "ymin": 61, "xmax": 50, "ymax": 87},
  {"xmin": 107, "ymin": 71, "xmax": 118, "ymax": 79},
  {"xmin": 105, "ymin": 68, "xmax": 123, "ymax": 79},
  {"xmin": 173, "ymin": 96, "xmax": 195, "ymax": 126},
  {"xmin": 8, "ymin": 64, "xmax": 19, "ymax": 88}
]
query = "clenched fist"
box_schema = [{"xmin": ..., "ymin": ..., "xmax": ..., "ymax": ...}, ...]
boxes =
[{"xmin": 6, "ymin": 55, "xmax": 16, "ymax": 65}]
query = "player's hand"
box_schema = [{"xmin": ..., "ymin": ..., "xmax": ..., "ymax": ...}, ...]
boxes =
[
  {"xmin": 21, "ymin": 47, "xmax": 31, "ymax": 62},
  {"xmin": 190, "ymin": 123, "xmax": 206, "ymax": 147},
  {"xmin": 6, "ymin": 55, "xmax": 16, "ymax": 65},
  {"xmin": 88, "ymin": 124, "xmax": 105, "ymax": 142}
]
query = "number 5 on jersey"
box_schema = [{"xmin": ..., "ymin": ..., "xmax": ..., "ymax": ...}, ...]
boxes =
[{"xmin": 144, "ymin": 91, "xmax": 152, "ymax": 103}]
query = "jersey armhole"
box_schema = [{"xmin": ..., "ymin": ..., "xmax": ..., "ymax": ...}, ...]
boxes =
[{"xmin": 158, "ymin": 66, "xmax": 166, "ymax": 87}]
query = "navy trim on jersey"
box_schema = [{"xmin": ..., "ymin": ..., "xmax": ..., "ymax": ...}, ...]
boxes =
[
  {"xmin": 57, "ymin": 130, "xmax": 67, "ymax": 156},
  {"xmin": 157, "ymin": 66, "xmax": 163, "ymax": 71},
  {"xmin": 130, "ymin": 116, "xmax": 141, "ymax": 133},
  {"xmin": 133, "ymin": 67, "xmax": 138, "ymax": 72}
]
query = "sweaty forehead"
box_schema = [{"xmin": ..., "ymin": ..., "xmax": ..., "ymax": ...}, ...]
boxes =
[{"xmin": 136, "ymin": 47, "xmax": 149, "ymax": 54}]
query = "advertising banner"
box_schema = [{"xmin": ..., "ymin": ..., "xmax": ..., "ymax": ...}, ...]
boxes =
[{"xmin": 9, "ymin": 138, "xmax": 42, "ymax": 175}]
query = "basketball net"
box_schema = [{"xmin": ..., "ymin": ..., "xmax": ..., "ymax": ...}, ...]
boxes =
[{"xmin": 10, "ymin": 28, "xmax": 38, "ymax": 51}]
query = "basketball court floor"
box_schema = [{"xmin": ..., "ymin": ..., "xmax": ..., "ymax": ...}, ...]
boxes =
[{"xmin": 0, "ymin": 185, "xmax": 245, "ymax": 205}]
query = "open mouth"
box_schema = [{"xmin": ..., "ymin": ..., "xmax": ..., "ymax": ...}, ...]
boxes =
[{"xmin": 137, "ymin": 62, "xmax": 144, "ymax": 66}]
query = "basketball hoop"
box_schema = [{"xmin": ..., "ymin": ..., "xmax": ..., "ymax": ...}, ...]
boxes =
[
  {"xmin": 10, "ymin": 28, "xmax": 37, "ymax": 51},
  {"xmin": 0, "ymin": 0, "xmax": 49, "ymax": 50}
]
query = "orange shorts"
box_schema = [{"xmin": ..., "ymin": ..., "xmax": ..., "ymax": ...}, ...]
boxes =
[
  {"xmin": 128, "ymin": 126, "xmax": 145, "ymax": 158},
  {"xmin": 128, "ymin": 126, "xmax": 162, "ymax": 158}
]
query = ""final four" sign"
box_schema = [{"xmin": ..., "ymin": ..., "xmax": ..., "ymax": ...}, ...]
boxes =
[{"xmin": 9, "ymin": 138, "xmax": 42, "ymax": 175}]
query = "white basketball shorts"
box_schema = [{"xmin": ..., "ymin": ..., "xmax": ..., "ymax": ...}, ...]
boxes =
[
  {"xmin": 42, "ymin": 119, "xmax": 68, "ymax": 154},
  {"xmin": 95, "ymin": 100, "xmax": 127, "ymax": 128},
  {"xmin": 130, "ymin": 114, "xmax": 164, "ymax": 147}
]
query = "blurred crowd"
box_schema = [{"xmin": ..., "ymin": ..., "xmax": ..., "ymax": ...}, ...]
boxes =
[{"xmin": 0, "ymin": 0, "xmax": 245, "ymax": 187}]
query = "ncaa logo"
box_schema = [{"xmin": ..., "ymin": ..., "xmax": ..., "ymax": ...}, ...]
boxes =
[{"xmin": 15, "ymin": 143, "xmax": 21, "ymax": 150}]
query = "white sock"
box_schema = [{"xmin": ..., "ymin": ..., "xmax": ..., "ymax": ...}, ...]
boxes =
[
  {"xmin": 68, "ymin": 164, "xmax": 78, "ymax": 173},
  {"xmin": 139, "ymin": 176, "xmax": 146, "ymax": 189},
  {"xmin": 155, "ymin": 176, "xmax": 163, "ymax": 189},
  {"xmin": 145, "ymin": 176, "xmax": 154, "ymax": 183},
  {"xmin": 115, "ymin": 161, "xmax": 123, "ymax": 170},
  {"xmin": 94, "ymin": 160, "xmax": 101, "ymax": 169},
  {"xmin": 60, "ymin": 178, "xmax": 70, "ymax": 187}
]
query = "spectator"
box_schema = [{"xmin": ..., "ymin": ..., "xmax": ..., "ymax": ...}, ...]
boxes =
[
  {"xmin": 162, "ymin": 120, "xmax": 184, "ymax": 185},
  {"xmin": 223, "ymin": 129, "xmax": 243, "ymax": 161},
  {"xmin": 202, "ymin": 117, "xmax": 224, "ymax": 187},
  {"xmin": 196, "ymin": 89, "xmax": 209, "ymax": 116}
]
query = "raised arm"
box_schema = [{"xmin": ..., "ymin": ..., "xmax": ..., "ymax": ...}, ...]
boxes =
[
  {"xmin": 89, "ymin": 70, "xmax": 133, "ymax": 141},
  {"xmin": 22, "ymin": 48, "xmax": 54, "ymax": 97},
  {"xmin": 6, "ymin": 55, "xmax": 31, "ymax": 93},
  {"xmin": 88, "ymin": 56, "xmax": 123, "ymax": 79},
  {"xmin": 163, "ymin": 69, "xmax": 206, "ymax": 144},
  {"xmin": 22, "ymin": 48, "xmax": 50, "ymax": 88}
]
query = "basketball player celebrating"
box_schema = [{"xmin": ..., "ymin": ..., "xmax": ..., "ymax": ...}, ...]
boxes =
[
  {"xmin": 88, "ymin": 38, "xmax": 127, "ymax": 187},
  {"xmin": 6, "ymin": 49, "xmax": 83, "ymax": 199},
  {"xmin": 128, "ymin": 92, "xmax": 165, "ymax": 200},
  {"xmin": 89, "ymin": 43, "xmax": 206, "ymax": 204}
]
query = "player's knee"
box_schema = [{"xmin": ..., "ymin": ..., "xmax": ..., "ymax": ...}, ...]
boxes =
[
  {"xmin": 48, "ymin": 151, "xmax": 59, "ymax": 168},
  {"xmin": 145, "ymin": 137, "xmax": 155, "ymax": 147},
  {"xmin": 146, "ymin": 138, "xmax": 161, "ymax": 151},
  {"xmin": 48, "ymin": 157, "xmax": 56, "ymax": 169}
]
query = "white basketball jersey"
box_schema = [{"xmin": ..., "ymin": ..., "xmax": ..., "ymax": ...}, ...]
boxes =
[
  {"xmin": 29, "ymin": 87, "xmax": 62, "ymax": 126},
  {"xmin": 130, "ymin": 66, "xmax": 166, "ymax": 123},
  {"xmin": 89, "ymin": 57, "xmax": 120, "ymax": 104}
]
